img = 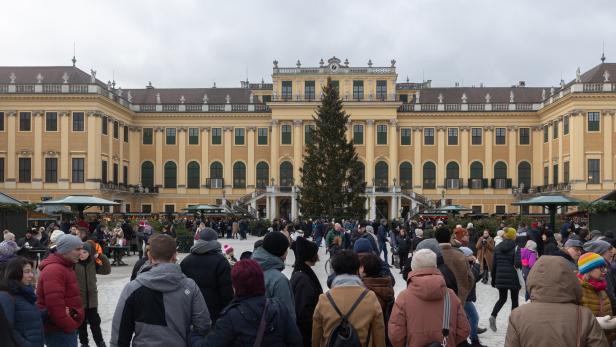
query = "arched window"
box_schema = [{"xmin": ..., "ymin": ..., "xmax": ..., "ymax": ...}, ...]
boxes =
[
  {"xmin": 210, "ymin": 161, "xmax": 223, "ymax": 179},
  {"xmin": 256, "ymin": 162, "xmax": 269, "ymax": 188},
  {"xmin": 141, "ymin": 161, "xmax": 154, "ymax": 188},
  {"xmin": 375, "ymin": 161, "xmax": 388, "ymax": 189},
  {"xmin": 164, "ymin": 161, "xmax": 177, "ymax": 188},
  {"xmin": 518, "ymin": 161, "xmax": 532, "ymax": 188},
  {"xmin": 446, "ymin": 162, "xmax": 459, "ymax": 178},
  {"xmin": 187, "ymin": 161, "xmax": 200, "ymax": 189},
  {"xmin": 399, "ymin": 162, "xmax": 412, "ymax": 189},
  {"xmin": 470, "ymin": 161, "xmax": 483, "ymax": 179},
  {"xmin": 423, "ymin": 162, "xmax": 436, "ymax": 189},
  {"xmin": 494, "ymin": 161, "xmax": 508, "ymax": 179},
  {"xmin": 280, "ymin": 162, "xmax": 293, "ymax": 187},
  {"xmin": 357, "ymin": 162, "xmax": 366, "ymax": 185},
  {"xmin": 233, "ymin": 162, "xmax": 246, "ymax": 188}
]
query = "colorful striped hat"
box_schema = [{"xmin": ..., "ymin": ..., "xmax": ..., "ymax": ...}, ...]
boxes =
[{"xmin": 578, "ymin": 252, "xmax": 607, "ymax": 274}]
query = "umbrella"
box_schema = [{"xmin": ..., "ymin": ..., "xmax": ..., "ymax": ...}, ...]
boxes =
[
  {"xmin": 512, "ymin": 194, "xmax": 584, "ymax": 231},
  {"xmin": 39, "ymin": 195, "xmax": 119, "ymax": 218}
]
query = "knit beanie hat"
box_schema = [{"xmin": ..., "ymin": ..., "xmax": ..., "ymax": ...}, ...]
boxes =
[
  {"xmin": 223, "ymin": 244, "xmax": 234, "ymax": 255},
  {"xmin": 82, "ymin": 242, "xmax": 94, "ymax": 256},
  {"xmin": 198, "ymin": 227, "xmax": 218, "ymax": 241},
  {"xmin": 50, "ymin": 230, "xmax": 64, "ymax": 244},
  {"xmin": 262, "ymin": 231, "xmax": 289, "ymax": 257},
  {"xmin": 525, "ymin": 240, "xmax": 537, "ymax": 252},
  {"xmin": 411, "ymin": 249, "xmax": 437, "ymax": 271},
  {"xmin": 583, "ymin": 240, "xmax": 612, "ymax": 256},
  {"xmin": 55, "ymin": 234, "xmax": 83, "ymax": 255},
  {"xmin": 231, "ymin": 259, "xmax": 266, "ymax": 298},
  {"xmin": 435, "ymin": 227, "xmax": 452, "ymax": 243},
  {"xmin": 503, "ymin": 227, "xmax": 517, "ymax": 240},
  {"xmin": 0, "ymin": 240, "xmax": 19, "ymax": 258},
  {"xmin": 295, "ymin": 236, "xmax": 318, "ymax": 262},
  {"xmin": 578, "ymin": 252, "xmax": 607, "ymax": 275},
  {"xmin": 353, "ymin": 238, "xmax": 373, "ymax": 254},
  {"xmin": 416, "ymin": 238, "xmax": 443, "ymax": 258},
  {"xmin": 459, "ymin": 247, "xmax": 473, "ymax": 257}
]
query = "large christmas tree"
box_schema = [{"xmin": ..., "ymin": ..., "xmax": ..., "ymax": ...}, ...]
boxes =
[{"xmin": 298, "ymin": 78, "xmax": 366, "ymax": 219}]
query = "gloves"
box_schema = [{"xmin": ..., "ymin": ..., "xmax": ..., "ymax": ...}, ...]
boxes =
[{"xmin": 596, "ymin": 316, "xmax": 616, "ymax": 330}]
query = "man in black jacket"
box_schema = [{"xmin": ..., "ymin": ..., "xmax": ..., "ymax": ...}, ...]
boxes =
[{"xmin": 180, "ymin": 227, "xmax": 233, "ymax": 324}]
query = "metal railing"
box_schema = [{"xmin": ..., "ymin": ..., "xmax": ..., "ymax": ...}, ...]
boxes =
[
  {"xmin": 445, "ymin": 178, "xmax": 463, "ymax": 189},
  {"xmin": 205, "ymin": 178, "xmax": 224, "ymax": 189}
]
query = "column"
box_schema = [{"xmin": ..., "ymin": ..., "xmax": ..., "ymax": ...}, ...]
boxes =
[
  {"xmin": 484, "ymin": 126, "xmax": 494, "ymax": 181},
  {"xmin": 388, "ymin": 119, "xmax": 398, "ymax": 186},
  {"xmin": 129, "ymin": 128, "xmax": 141, "ymax": 185},
  {"xmin": 119, "ymin": 122, "xmax": 125, "ymax": 186},
  {"xmin": 59, "ymin": 111, "xmax": 70, "ymax": 188},
  {"xmin": 558, "ymin": 118, "xmax": 564, "ymax": 183},
  {"xmin": 270, "ymin": 195, "xmax": 277, "ymax": 220},
  {"xmin": 178, "ymin": 127, "xmax": 187, "ymax": 189},
  {"xmin": 32, "ymin": 110, "xmax": 43, "ymax": 188},
  {"xmin": 346, "ymin": 119, "xmax": 352, "ymax": 143},
  {"xmin": 366, "ymin": 120, "xmax": 375, "ymax": 185},
  {"xmin": 293, "ymin": 120, "xmax": 302, "ymax": 184},
  {"xmin": 603, "ymin": 110, "xmax": 614, "ymax": 189},
  {"xmin": 370, "ymin": 195, "xmax": 376, "ymax": 221},
  {"xmin": 86, "ymin": 112, "xmax": 98, "ymax": 189},
  {"xmin": 291, "ymin": 187, "xmax": 298, "ymax": 220},
  {"xmin": 270, "ymin": 120, "xmax": 279, "ymax": 184},
  {"xmin": 155, "ymin": 127, "xmax": 163, "ymax": 186},
  {"xmin": 201, "ymin": 128, "xmax": 209, "ymax": 193},
  {"xmin": 390, "ymin": 196, "xmax": 397, "ymax": 220},
  {"xmin": 413, "ymin": 128, "xmax": 422, "ymax": 192},
  {"xmin": 548, "ymin": 123, "xmax": 554, "ymax": 184},
  {"xmin": 265, "ymin": 194, "xmax": 271, "ymax": 220},
  {"xmin": 247, "ymin": 127, "xmax": 256, "ymax": 188},
  {"xmin": 508, "ymin": 126, "xmax": 517, "ymax": 184},
  {"xmin": 6, "ymin": 111, "xmax": 16, "ymax": 187},
  {"xmin": 437, "ymin": 126, "xmax": 445, "ymax": 188},
  {"xmin": 223, "ymin": 126, "xmax": 232, "ymax": 188},
  {"xmin": 532, "ymin": 126, "xmax": 543, "ymax": 186},
  {"xmin": 570, "ymin": 111, "xmax": 585, "ymax": 185}
]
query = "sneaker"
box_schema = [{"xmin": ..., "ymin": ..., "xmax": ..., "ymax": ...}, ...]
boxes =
[
  {"xmin": 477, "ymin": 327, "xmax": 487, "ymax": 334},
  {"xmin": 489, "ymin": 316, "xmax": 497, "ymax": 332}
]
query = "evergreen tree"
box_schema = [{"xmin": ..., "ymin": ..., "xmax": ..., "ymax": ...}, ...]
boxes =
[{"xmin": 298, "ymin": 78, "xmax": 366, "ymax": 219}]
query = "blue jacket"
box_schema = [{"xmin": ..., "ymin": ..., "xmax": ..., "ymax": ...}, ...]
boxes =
[
  {"xmin": 251, "ymin": 247, "xmax": 296, "ymax": 321},
  {"xmin": 0, "ymin": 283, "xmax": 46, "ymax": 347}
]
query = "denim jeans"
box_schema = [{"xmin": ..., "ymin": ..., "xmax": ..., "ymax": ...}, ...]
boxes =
[
  {"xmin": 464, "ymin": 301, "xmax": 479, "ymax": 340},
  {"xmin": 46, "ymin": 330, "xmax": 78, "ymax": 347},
  {"xmin": 379, "ymin": 242, "xmax": 388, "ymax": 264}
]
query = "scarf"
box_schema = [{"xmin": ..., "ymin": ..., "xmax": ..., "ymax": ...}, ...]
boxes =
[
  {"xmin": 293, "ymin": 261, "xmax": 323, "ymax": 295},
  {"xmin": 9, "ymin": 281, "xmax": 37, "ymax": 304},
  {"xmin": 331, "ymin": 274, "xmax": 364, "ymax": 288},
  {"xmin": 578, "ymin": 273, "xmax": 608, "ymax": 292}
]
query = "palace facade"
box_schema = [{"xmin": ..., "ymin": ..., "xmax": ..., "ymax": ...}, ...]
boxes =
[{"xmin": 1, "ymin": 56, "xmax": 615, "ymax": 220}]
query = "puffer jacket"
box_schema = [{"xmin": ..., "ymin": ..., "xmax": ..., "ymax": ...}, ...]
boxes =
[
  {"xmin": 36, "ymin": 252, "xmax": 84, "ymax": 333},
  {"xmin": 74, "ymin": 252, "xmax": 111, "ymax": 308},
  {"xmin": 388, "ymin": 268, "xmax": 470, "ymax": 347},
  {"xmin": 202, "ymin": 296, "xmax": 302, "ymax": 347},
  {"xmin": 491, "ymin": 239, "xmax": 521, "ymax": 290},
  {"xmin": 252, "ymin": 247, "xmax": 296, "ymax": 321},
  {"xmin": 0, "ymin": 283, "xmax": 46, "ymax": 347},
  {"xmin": 505, "ymin": 256, "xmax": 608, "ymax": 347},
  {"xmin": 578, "ymin": 276, "xmax": 616, "ymax": 342}
]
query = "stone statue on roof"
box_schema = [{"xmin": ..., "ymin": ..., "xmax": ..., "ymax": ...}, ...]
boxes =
[
  {"xmin": 156, "ymin": 93, "xmax": 161, "ymax": 104},
  {"xmin": 485, "ymin": 93, "xmax": 491, "ymax": 103},
  {"xmin": 62, "ymin": 72, "xmax": 69, "ymax": 84},
  {"xmin": 461, "ymin": 93, "xmax": 467, "ymax": 103},
  {"xmin": 604, "ymin": 70, "xmax": 610, "ymax": 82},
  {"xmin": 203, "ymin": 94, "xmax": 208, "ymax": 104},
  {"xmin": 575, "ymin": 67, "xmax": 581, "ymax": 82},
  {"xmin": 226, "ymin": 94, "xmax": 231, "ymax": 104},
  {"xmin": 9, "ymin": 72, "xmax": 15, "ymax": 84},
  {"xmin": 90, "ymin": 69, "xmax": 96, "ymax": 83},
  {"xmin": 541, "ymin": 89, "xmax": 546, "ymax": 99},
  {"xmin": 509, "ymin": 90, "xmax": 514, "ymax": 103},
  {"xmin": 180, "ymin": 95, "xmax": 185, "ymax": 104},
  {"xmin": 127, "ymin": 91, "xmax": 132, "ymax": 102},
  {"xmin": 437, "ymin": 93, "xmax": 443, "ymax": 104},
  {"xmin": 249, "ymin": 93, "xmax": 254, "ymax": 103},
  {"xmin": 36, "ymin": 73, "xmax": 43, "ymax": 84}
]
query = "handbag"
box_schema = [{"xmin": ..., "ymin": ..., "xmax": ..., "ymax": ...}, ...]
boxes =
[
  {"xmin": 253, "ymin": 298, "xmax": 269, "ymax": 347},
  {"xmin": 425, "ymin": 289, "xmax": 451, "ymax": 347}
]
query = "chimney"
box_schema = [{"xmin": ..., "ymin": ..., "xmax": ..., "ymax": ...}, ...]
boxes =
[{"xmin": 518, "ymin": 81, "xmax": 526, "ymax": 87}]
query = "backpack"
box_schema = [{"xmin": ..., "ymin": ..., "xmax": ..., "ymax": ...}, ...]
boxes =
[{"xmin": 325, "ymin": 288, "xmax": 371, "ymax": 347}]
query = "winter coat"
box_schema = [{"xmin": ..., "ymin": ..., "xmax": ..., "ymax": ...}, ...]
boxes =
[
  {"xmin": 396, "ymin": 235, "xmax": 412, "ymax": 255},
  {"xmin": 520, "ymin": 248, "xmax": 537, "ymax": 270},
  {"xmin": 36, "ymin": 252, "xmax": 84, "ymax": 333},
  {"xmin": 180, "ymin": 240, "xmax": 233, "ymax": 323},
  {"xmin": 290, "ymin": 263, "xmax": 323, "ymax": 347},
  {"xmin": 377, "ymin": 225, "xmax": 388, "ymax": 244},
  {"xmin": 505, "ymin": 256, "xmax": 608, "ymax": 347},
  {"xmin": 491, "ymin": 239, "xmax": 521, "ymax": 290},
  {"xmin": 475, "ymin": 236, "xmax": 494, "ymax": 273},
  {"xmin": 325, "ymin": 229, "xmax": 341, "ymax": 248},
  {"xmin": 251, "ymin": 247, "xmax": 296, "ymax": 321},
  {"xmin": 110, "ymin": 263, "xmax": 211, "ymax": 347},
  {"xmin": 467, "ymin": 262, "xmax": 481, "ymax": 303},
  {"xmin": 202, "ymin": 296, "xmax": 301, "ymax": 347},
  {"xmin": 0, "ymin": 284, "xmax": 45, "ymax": 347},
  {"xmin": 362, "ymin": 276, "xmax": 395, "ymax": 315},
  {"xmin": 74, "ymin": 252, "xmax": 111, "ymax": 308},
  {"xmin": 579, "ymin": 277, "xmax": 613, "ymax": 318},
  {"xmin": 312, "ymin": 285, "xmax": 386, "ymax": 347},
  {"xmin": 439, "ymin": 243, "xmax": 474, "ymax": 303},
  {"xmin": 468, "ymin": 228, "xmax": 479, "ymax": 253},
  {"xmin": 388, "ymin": 268, "xmax": 470, "ymax": 347}
]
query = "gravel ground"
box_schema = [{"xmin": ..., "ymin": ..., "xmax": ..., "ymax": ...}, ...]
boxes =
[{"xmin": 95, "ymin": 236, "xmax": 520, "ymax": 346}]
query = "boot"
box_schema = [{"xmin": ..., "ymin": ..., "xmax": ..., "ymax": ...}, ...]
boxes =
[
  {"xmin": 489, "ymin": 316, "xmax": 497, "ymax": 332},
  {"xmin": 470, "ymin": 338, "xmax": 487, "ymax": 347},
  {"xmin": 477, "ymin": 327, "xmax": 487, "ymax": 334}
]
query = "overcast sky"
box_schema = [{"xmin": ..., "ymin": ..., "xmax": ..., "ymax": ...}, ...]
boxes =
[{"xmin": 1, "ymin": 0, "xmax": 614, "ymax": 89}]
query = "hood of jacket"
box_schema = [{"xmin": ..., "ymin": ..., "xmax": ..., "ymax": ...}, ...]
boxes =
[
  {"xmin": 39, "ymin": 252, "xmax": 74, "ymax": 271},
  {"xmin": 407, "ymin": 268, "xmax": 446, "ymax": 301},
  {"xmin": 190, "ymin": 239, "xmax": 222, "ymax": 255},
  {"xmin": 252, "ymin": 247, "xmax": 284, "ymax": 272},
  {"xmin": 497, "ymin": 238, "xmax": 516, "ymax": 253},
  {"xmin": 362, "ymin": 277, "xmax": 394, "ymax": 303},
  {"xmin": 527, "ymin": 255, "xmax": 581, "ymax": 304},
  {"xmin": 135, "ymin": 263, "xmax": 187, "ymax": 293}
]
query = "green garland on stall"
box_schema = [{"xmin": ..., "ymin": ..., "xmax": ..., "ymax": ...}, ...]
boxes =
[{"xmin": 579, "ymin": 201, "xmax": 616, "ymax": 214}]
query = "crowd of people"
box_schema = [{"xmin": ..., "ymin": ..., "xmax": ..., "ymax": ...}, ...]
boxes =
[{"xmin": 0, "ymin": 214, "xmax": 616, "ymax": 346}]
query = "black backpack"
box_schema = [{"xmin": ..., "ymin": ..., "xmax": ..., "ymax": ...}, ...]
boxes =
[{"xmin": 325, "ymin": 288, "xmax": 371, "ymax": 347}]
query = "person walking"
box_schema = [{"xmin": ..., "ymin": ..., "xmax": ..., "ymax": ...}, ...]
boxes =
[
  {"xmin": 459, "ymin": 247, "xmax": 487, "ymax": 347},
  {"xmin": 111, "ymin": 234, "xmax": 211, "ymax": 347},
  {"xmin": 290, "ymin": 237, "xmax": 322, "ymax": 347},
  {"xmin": 489, "ymin": 227, "xmax": 521, "ymax": 332},
  {"xmin": 435, "ymin": 227, "xmax": 474, "ymax": 303},
  {"xmin": 75, "ymin": 241, "xmax": 111, "ymax": 347},
  {"xmin": 377, "ymin": 219, "xmax": 390, "ymax": 266},
  {"xmin": 396, "ymin": 226, "xmax": 412, "ymax": 272},
  {"xmin": 36, "ymin": 234, "xmax": 85, "ymax": 347},
  {"xmin": 475, "ymin": 229, "xmax": 494, "ymax": 284},
  {"xmin": 180, "ymin": 227, "xmax": 232, "ymax": 324},
  {"xmin": 312, "ymin": 250, "xmax": 385, "ymax": 347},
  {"xmin": 388, "ymin": 249, "xmax": 470, "ymax": 347},
  {"xmin": 202, "ymin": 259, "xmax": 301, "ymax": 347},
  {"xmin": 0, "ymin": 257, "xmax": 45, "ymax": 347},
  {"xmin": 520, "ymin": 240, "xmax": 538, "ymax": 301},
  {"xmin": 505, "ymin": 256, "xmax": 608, "ymax": 347}
]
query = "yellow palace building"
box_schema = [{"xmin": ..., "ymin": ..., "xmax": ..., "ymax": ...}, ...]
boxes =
[{"xmin": 1, "ymin": 56, "xmax": 615, "ymax": 221}]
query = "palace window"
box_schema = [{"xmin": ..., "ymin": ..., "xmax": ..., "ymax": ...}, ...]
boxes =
[
  {"xmin": 353, "ymin": 124, "xmax": 364, "ymax": 145},
  {"xmin": 588, "ymin": 159, "xmax": 600, "ymax": 184},
  {"xmin": 164, "ymin": 161, "xmax": 177, "ymax": 188},
  {"xmin": 19, "ymin": 112, "xmax": 31, "ymax": 131},
  {"xmin": 448, "ymin": 128, "xmax": 458, "ymax": 145},
  {"xmin": 553, "ymin": 120, "xmax": 558, "ymax": 139},
  {"xmin": 141, "ymin": 161, "xmax": 154, "ymax": 188},
  {"xmin": 352, "ymin": 80, "xmax": 364, "ymax": 100},
  {"xmin": 102, "ymin": 116, "xmax": 108, "ymax": 135},
  {"xmin": 19, "ymin": 158, "xmax": 31, "ymax": 183},
  {"xmin": 256, "ymin": 162, "xmax": 269, "ymax": 188},
  {"xmin": 0, "ymin": 112, "xmax": 4, "ymax": 131},
  {"xmin": 187, "ymin": 162, "xmax": 200, "ymax": 188},
  {"xmin": 72, "ymin": 112, "xmax": 85, "ymax": 132},
  {"xmin": 495, "ymin": 205, "xmax": 506, "ymax": 214},
  {"xmin": 212, "ymin": 128, "xmax": 222, "ymax": 145},
  {"xmin": 113, "ymin": 163, "xmax": 118, "ymax": 184},
  {"xmin": 376, "ymin": 80, "xmax": 387, "ymax": 100},
  {"xmin": 564, "ymin": 161, "xmax": 570, "ymax": 183},
  {"xmin": 45, "ymin": 158, "xmax": 57, "ymax": 183},
  {"xmin": 495, "ymin": 127, "xmax": 506, "ymax": 144},
  {"xmin": 399, "ymin": 162, "xmax": 412, "ymax": 189},
  {"xmin": 234, "ymin": 128, "xmax": 245, "ymax": 145},
  {"xmin": 281, "ymin": 124, "xmax": 292, "ymax": 144},
  {"xmin": 424, "ymin": 128, "xmax": 434, "ymax": 145},
  {"xmin": 471, "ymin": 128, "xmax": 482, "ymax": 145},
  {"xmin": 553, "ymin": 164, "xmax": 559, "ymax": 184},
  {"xmin": 543, "ymin": 166, "xmax": 549, "ymax": 186},
  {"xmin": 141, "ymin": 204, "xmax": 152, "ymax": 213},
  {"xmin": 233, "ymin": 162, "xmax": 246, "ymax": 188},
  {"xmin": 543, "ymin": 124, "xmax": 548, "ymax": 143},
  {"xmin": 143, "ymin": 128, "xmax": 153, "ymax": 144},
  {"xmin": 563, "ymin": 115, "xmax": 570, "ymax": 135},
  {"xmin": 123, "ymin": 165, "xmax": 128, "ymax": 186},
  {"xmin": 0, "ymin": 158, "xmax": 4, "ymax": 182},
  {"xmin": 124, "ymin": 126, "xmax": 129, "ymax": 142},
  {"xmin": 423, "ymin": 162, "xmax": 436, "ymax": 189},
  {"xmin": 72, "ymin": 158, "xmax": 84, "ymax": 183},
  {"xmin": 164, "ymin": 204, "xmax": 175, "ymax": 214},
  {"xmin": 377, "ymin": 124, "xmax": 387, "ymax": 145},
  {"xmin": 400, "ymin": 127, "xmax": 411, "ymax": 145},
  {"xmin": 45, "ymin": 112, "xmax": 57, "ymax": 132},
  {"xmin": 102, "ymin": 160, "xmax": 108, "ymax": 183},
  {"xmin": 281, "ymin": 81, "xmax": 292, "ymax": 100},
  {"xmin": 305, "ymin": 81, "xmax": 315, "ymax": 100},
  {"xmin": 113, "ymin": 121, "xmax": 119, "ymax": 139},
  {"xmin": 518, "ymin": 162, "xmax": 531, "ymax": 188},
  {"xmin": 189, "ymin": 128, "xmax": 199, "ymax": 145},
  {"xmin": 588, "ymin": 112, "xmax": 600, "ymax": 132},
  {"xmin": 257, "ymin": 127, "xmax": 268, "ymax": 145},
  {"xmin": 166, "ymin": 128, "xmax": 176, "ymax": 145},
  {"xmin": 519, "ymin": 127, "xmax": 530, "ymax": 145}
]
